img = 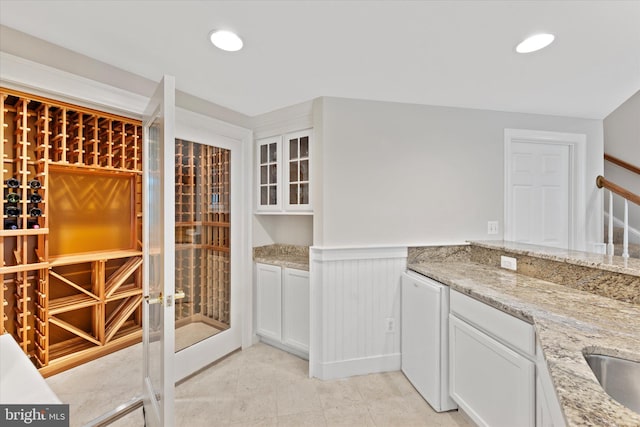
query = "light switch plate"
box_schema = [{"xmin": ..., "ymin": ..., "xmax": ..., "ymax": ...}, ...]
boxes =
[{"xmin": 500, "ymin": 255, "xmax": 517, "ymax": 271}]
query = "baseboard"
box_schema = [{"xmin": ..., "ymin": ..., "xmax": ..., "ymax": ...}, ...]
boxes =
[
  {"xmin": 315, "ymin": 353, "xmax": 401, "ymax": 380},
  {"xmin": 259, "ymin": 335, "xmax": 309, "ymax": 361}
]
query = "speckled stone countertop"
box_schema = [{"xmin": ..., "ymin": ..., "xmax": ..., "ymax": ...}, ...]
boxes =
[
  {"xmin": 408, "ymin": 260, "xmax": 640, "ymax": 426},
  {"xmin": 253, "ymin": 244, "xmax": 309, "ymax": 271},
  {"xmin": 470, "ymin": 240, "xmax": 640, "ymax": 278}
]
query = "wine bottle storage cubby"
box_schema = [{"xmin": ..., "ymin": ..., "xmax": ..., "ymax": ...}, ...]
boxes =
[
  {"xmin": 175, "ymin": 139, "xmax": 230, "ymax": 330},
  {"xmin": 0, "ymin": 269, "xmax": 47, "ymax": 366},
  {"xmin": 0, "ymin": 87, "xmax": 143, "ymax": 376}
]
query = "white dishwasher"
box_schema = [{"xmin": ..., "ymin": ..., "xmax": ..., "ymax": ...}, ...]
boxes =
[{"xmin": 401, "ymin": 271, "xmax": 457, "ymax": 412}]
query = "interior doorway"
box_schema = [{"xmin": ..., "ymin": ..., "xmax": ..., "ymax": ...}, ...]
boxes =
[
  {"xmin": 504, "ymin": 129, "xmax": 587, "ymax": 250},
  {"xmin": 174, "ymin": 138, "xmax": 231, "ymax": 352}
]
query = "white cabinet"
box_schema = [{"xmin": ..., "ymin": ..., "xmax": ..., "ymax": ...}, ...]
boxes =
[
  {"xmin": 535, "ymin": 343, "xmax": 567, "ymax": 427},
  {"xmin": 256, "ymin": 263, "xmax": 283, "ymax": 341},
  {"xmin": 256, "ymin": 130, "xmax": 312, "ymax": 213},
  {"xmin": 255, "ymin": 263, "xmax": 309, "ymax": 357},
  {"xmin": 449, "ymin": 290, "xmax": 535, "ymax": 427},
  {"xmin": 282, "ymin": 268, "xmax": 310, "ymax": 352}
]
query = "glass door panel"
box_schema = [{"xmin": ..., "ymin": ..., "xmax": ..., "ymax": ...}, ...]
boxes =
[
  {"xmin": 142, "ymin": 76, "xmax": 175, "ymax": 427},
  {"xmin": 174, "ymin": 139, "xmax": 231, "ymax": 351},
  {"xmin": 285, "ymin": 132, "xmax": 310, "ymax": 208}
]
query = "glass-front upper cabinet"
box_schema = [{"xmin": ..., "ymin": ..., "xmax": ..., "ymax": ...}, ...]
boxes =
[
  {"xmin": 257, "ymin": 136, "xmax": 282, "ymax": 211},
  {"xmin": 256, "ymin": 130, "xmax": 312, "ymax": 213},
  {"xmin": 284, "ymin": 130, "xmax": 311, "ymax": 211}
]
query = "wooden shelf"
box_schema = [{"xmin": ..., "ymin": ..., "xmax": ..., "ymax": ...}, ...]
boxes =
[
  {"xmin": 107, "ymin": 284, "xmax": 142, "ymax": 302},
  {"xmin": 176, "ymin": 221, "xmax": 230, "ymax": 227},
  {"xmin": 49, "ymin": 294, "xmax": 100, "ymax": 315},
  {"xmin": 48, "ymin": 336, "xmax": 96, "ymax": 361},
  {"xmin": 50, "ymin": 249, "xmax": 142, "ymax": 267},
  {"xmin": 0, "ymin": 228, "xmax": 49, "ymax": 237}
]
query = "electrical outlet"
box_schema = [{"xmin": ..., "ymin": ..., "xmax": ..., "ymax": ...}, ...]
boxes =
[
  {"xmin": 500, "ymin": 255, "xmax": 517, "ymax": 271},
  {"xmin": 385, "ymin": 318, "xmax": 395, "ymax": 333},
  {"xmin": 488, "ymin": 221, "xmax": 499, "ymax": 235}
]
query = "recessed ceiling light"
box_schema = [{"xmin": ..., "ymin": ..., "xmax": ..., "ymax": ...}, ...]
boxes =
[
  {"xmin": 209, "ymin": 30, "xmax": 243, "ymax": 52},
  {"xmin": 516, "ymin": 33, "xmax": 555, "ymax": 53}
]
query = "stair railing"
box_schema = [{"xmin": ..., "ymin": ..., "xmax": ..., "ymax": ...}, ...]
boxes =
[{"xmin": 598, "ymin": 153, "xmax": 640, "ymax": 258}]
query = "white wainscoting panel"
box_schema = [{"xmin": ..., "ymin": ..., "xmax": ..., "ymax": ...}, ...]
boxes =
[{"xmin": 310, "ymin": 246, "xmax": 407, "ymax": 380}]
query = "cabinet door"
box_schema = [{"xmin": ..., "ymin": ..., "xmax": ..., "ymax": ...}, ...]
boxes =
[
  {"xmin": 282, "ymin": 268, "xmax": 310, "ymax": 353},
  {"xmin": 449, "ymin": 314, "xmax": 535, "ymax": 427},
  {"xmin": 256, "ymin": 263, "xmax": 282, "ymax": 341},
  {"xmin": 283, "ymin": 130, "xmax": 311, "ymax": 211},
  {"xmin": 256, "ymin": 137, "xmax": 282, "ymax": 211}
]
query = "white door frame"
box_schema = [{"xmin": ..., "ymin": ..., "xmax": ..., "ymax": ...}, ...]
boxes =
[
  {"xmin": 173, "ymin": 107, "xmax": 253, "ymax": 381},
  {"xmin": 504, "ymin": 129, "xmax": 587, "ymax": 251}
]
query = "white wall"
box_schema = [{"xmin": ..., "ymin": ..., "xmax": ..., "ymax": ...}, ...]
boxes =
[
  {"xmin": 252, "ymin": 216, "xmax": 313, "ymax": 247},
  {"xmin": 314, "ymin": 97, "xmax": 604, "ymax": 249},
  {"xmin": 604, "ymin": 90, "xmax": 640, "ymax": 237}
]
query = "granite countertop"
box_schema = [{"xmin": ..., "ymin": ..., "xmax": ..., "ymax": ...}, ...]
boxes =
[
  {"xmin": 408, "ymin": 260, "xmax": 640, "ymax": 427},
  {"xmin": 470, "ymin": 240, "xmax": 640, "ymax": 278},
  {"xmin": 253, "ymin": 244, "xmax": 309, "ymax": 271}
]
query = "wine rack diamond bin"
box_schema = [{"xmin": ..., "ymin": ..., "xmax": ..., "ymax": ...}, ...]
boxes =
[{"xmin": 1, "ymin": 87, "xmax": 143, "ymax": 376}]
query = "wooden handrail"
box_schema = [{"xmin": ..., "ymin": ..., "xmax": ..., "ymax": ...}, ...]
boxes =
[
  {"xmin": 596, "ymin": 175, "xmax": 640, "ymax": 206},
  {"xmin": 604, "ymin": 153, "xmax": 640, "ymax": 176}
]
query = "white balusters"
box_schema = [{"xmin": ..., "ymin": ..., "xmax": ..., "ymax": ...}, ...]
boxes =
[
  {"xmin": 607, "ymin": 190, "xmax": 614, "ymax": 256},
  {"xmin": 622, "ymin": 198, "xmax": 629, "ymax": 258}
]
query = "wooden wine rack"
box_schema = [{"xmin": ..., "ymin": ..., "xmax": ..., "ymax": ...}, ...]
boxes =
[
  {"xmin": 0, "ymin": 88, "xmax": 143, "ymax": 376},
  {"xmin": 175, "ymin": 139, "xmax": 230, "ymax": 331}
]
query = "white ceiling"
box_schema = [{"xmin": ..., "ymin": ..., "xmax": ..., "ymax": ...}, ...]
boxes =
[{"xmin": 1, "ymin": 0, "xmax": 639, "ymax": 119}]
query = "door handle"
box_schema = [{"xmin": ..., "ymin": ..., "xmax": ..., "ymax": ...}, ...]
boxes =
[
  {"xmin": 144, "ymin": 292, "xmax": 163, "ymax": 305},
  {"xmin": 175, "ymin": 289, "xmax": 185, "ymax": 300}
]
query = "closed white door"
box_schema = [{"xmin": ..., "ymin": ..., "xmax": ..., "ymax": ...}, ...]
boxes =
[{"xmin": 506, "ymin": 141, "xmax": 570, "ymax": 248}]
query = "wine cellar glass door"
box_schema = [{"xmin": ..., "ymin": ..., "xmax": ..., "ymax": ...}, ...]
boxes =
[
  {"xmin": 172, "ymin": 109, "xmax": 241, "ymax": 382},
  {"xmin": 174, "ymin": 138, "xmax": 231, "ymax": 351},
  {"xmin": 142, "ymin": 76, "xmax": 176, "ymax": 427}
]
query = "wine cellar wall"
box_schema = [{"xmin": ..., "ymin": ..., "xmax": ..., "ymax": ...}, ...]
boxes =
[
  {"xmin": 175, "ymin": 139, "xmax": 230, "ymax": 333},
  {"xmin": 0, "ymin": 88, "xmax": 143, "ymax": 376}
]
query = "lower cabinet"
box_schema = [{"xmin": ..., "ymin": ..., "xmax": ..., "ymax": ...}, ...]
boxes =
[
  {"xmin": 535, "ymin": 343, "xmax": 567, "ymax": 427},
  {"xmin": 255, "ymin": 263, "xmax": 309, "ymax": 358},
  {"xmin": 449, "ymin": 290, "xmax": 535, "ymax": 427}
]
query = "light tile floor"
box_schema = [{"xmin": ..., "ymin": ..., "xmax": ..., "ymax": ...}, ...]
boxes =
[{"xmin": 48, "ymin": 342, "xmax": 475, "ymax": 426}]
